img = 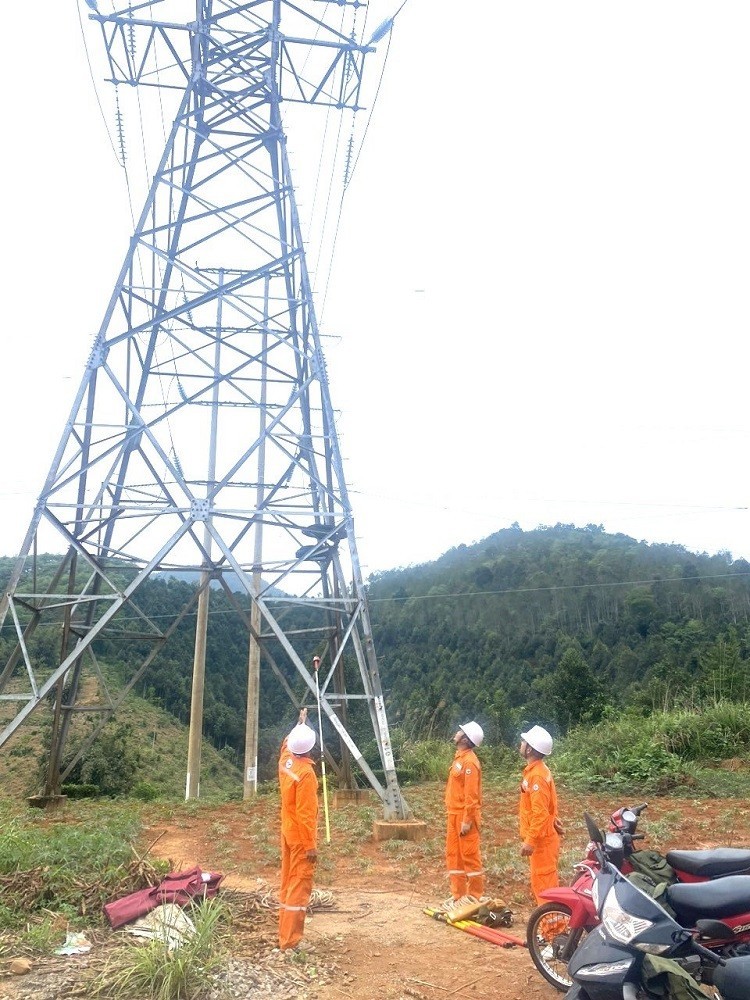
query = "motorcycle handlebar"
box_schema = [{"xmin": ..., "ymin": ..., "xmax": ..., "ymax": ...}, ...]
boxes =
[
  {"xmin": 690, "ymin": 937, "xmax": 727, "ymax": 966},
  {"xmin": 671, "ymin": 926, "xmax": 727, "ymax": 968},
  {"xmin": 631, "ymin": 803, "xmax": 648, "ymax": 814}
]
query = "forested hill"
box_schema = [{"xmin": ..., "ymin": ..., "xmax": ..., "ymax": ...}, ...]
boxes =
[
  {"xmin": 2, "ymin": 524, "xmax": 750, "ymax": 766},
  {"xmin": 365, "ymin": 524, "xmax": 750, "ymax": 745}
]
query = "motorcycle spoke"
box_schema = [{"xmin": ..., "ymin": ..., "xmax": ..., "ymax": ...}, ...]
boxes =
[{"xmin": 526, "ymin": 903, "xmax": 584, "ymax": 992}]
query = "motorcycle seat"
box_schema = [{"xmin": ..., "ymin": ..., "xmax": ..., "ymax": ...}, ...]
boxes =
[
  {"xmin": 667, "ymin": 874, "xmax": 750, "ymax": 923},
  {"xmin": 667, "ymin": 847, "xmax": 750, "ymax": 879},
  {"xmin": 711, "ymin": 954, "xmax": 750, "ymax": 998}
]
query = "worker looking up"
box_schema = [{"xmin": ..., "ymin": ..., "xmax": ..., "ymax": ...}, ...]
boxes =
[
  {"xmin": 278, "ymin": 707, "xmax": 319, "ymax": 952},
  {"xmin": 444, "ymin": 721, "xmax": 485, "ymax": 906},
  {"xmin": 518, "ymin": 724, "xmax": 564, "ymax": 903}
]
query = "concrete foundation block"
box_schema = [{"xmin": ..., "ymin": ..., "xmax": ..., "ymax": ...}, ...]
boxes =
[{"xmin": 372, "ymin": 819, "xmax": 429, "ymax": 842}]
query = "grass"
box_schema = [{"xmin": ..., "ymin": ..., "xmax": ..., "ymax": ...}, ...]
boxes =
[
  {"xmin": 0, "ymin": 686, "xmax": 243, "ymax": 802},
  {"xmin": 484, "ymin": 842, "xmax": 528, "ymax": 897},
  {"xmin": 18, "ymin": 917, "xmax": 68, "ymax": 955},
  {"xmin": 92, "ymin": 897, "xmax": 229, "ymax": 1000},
  {"xmin": 0, "ymin": 799, "xmax": 165, "ymax": 925},
  {"xmin": 710, "ymin": 805, "xmax": 750, "ymax": 844},
  {"xmin": 553, "ymin": 703, "xmax": 750, "ymax": 798},
  {"xmin": 0, "ymin": 797, "xmax": 232, "ymax": 997},
  {"xmin": 641, "ymin": 809, "xmax": 683, "ymax": 843}
]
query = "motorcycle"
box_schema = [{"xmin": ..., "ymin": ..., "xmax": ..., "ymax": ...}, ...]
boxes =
[
  {"xmin": 608, "ymin": 803, "xmax": 750, "ymax": 884},
  {"xmin": 566, "ymin": 812, "xmax": 750, "ymax": 1000},
  {"xmin": 527, "ymin": 803, "xmax": 750, "ymax": 991}
]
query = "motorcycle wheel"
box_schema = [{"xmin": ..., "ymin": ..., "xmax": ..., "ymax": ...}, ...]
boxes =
[{"xmin": 526, "ymin": 902, "xmax": 586, "ymax": 992}]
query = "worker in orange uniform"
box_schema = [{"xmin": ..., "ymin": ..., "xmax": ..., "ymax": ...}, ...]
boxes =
[
  {"xmin": 518, "ymin": 725, "xmax": 565, "ymax": 903},
  {"xmin": 278, "ymin": 707, "xmax": 319, "ymax": 952},
  {"xmin": 444, "ymin": 721, "xmax": 485, "ymax": 906}
]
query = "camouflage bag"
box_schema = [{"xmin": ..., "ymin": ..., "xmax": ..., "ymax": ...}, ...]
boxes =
[
  {"xmin": 642, "ymin": 954, "xmax": 708, "ymax": 1000},
  {"xmin": 628, "ymin": 849, "xmax": 677, "ymax": 886}
]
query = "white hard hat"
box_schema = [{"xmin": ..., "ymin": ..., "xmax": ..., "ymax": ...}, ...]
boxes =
[
  {"xmin": 287, "ymin": 723, "xmax": 316, "ymax": 755},
  {"xmin": 459, "ymin": 721, "xmax": 484, "ymax": 748},
  {"xmin": 521, "ymin": 725, "xmax": 553, "ymax": 756}
]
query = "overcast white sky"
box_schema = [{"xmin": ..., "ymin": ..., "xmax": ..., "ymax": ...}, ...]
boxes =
[{"xmin": 3, "ymin": 1, "xmax": 750, "ymax": 576}]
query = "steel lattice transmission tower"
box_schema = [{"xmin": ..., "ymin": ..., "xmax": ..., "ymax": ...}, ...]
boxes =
[{"xmin": 0, "ymin": 0, "xmax": 410, "ymax": 820}]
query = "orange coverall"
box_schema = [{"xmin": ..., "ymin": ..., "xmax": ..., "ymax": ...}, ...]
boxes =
[
  {"xmin": 278, "ymin": 738, "xmax": 319, "ymax": 950},
  {"xmin": 519, "ymin": 757, "xmax": 561, "ymax": 903},
  {"xmin": 444, "ymin": 746, "xmax": 484, "ymax": 900}
]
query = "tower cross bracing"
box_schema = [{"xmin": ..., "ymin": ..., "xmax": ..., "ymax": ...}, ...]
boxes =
[{"xmin": 0, "ymin": 0, "xmax": 409, "ymax": 820}]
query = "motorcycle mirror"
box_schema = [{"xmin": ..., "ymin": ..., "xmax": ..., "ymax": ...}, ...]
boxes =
[
  {"xmin": 696, "ymin": 918, "xmax": 735, "ymax": 942},
  {"xmin": 604, "ymin": 831, "xmax": 625, "ymax": 868},
  {"xmin": 584, "ymin": 811, "xmax": 604, "ymax": 845}
]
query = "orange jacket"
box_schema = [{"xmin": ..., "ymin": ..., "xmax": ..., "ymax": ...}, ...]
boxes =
[
  {"xmin": 445, "ymin": 746, "xmax": 482, "ymax": 826},
  {"xmin": 519, "ymin": 758, "xmax": 558, "ymax": 846},
  {"xmin": 279, "ymin": 738, "xmax": 319, "ymax": 851}
]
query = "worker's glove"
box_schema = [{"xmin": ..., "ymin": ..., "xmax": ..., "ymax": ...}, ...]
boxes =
[
  {"xmin": 477, "ymin": 905, "xmax": 514, "ymax": 928},
  {"xmin": 460, "ymin": 821, "xmax": 472, "ymax": 836}
]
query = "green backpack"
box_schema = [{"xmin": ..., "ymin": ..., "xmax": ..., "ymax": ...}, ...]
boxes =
[
  {"xmin": 628, "ymin": 849, "xmax": 677, "ymax": 886},
  {"xmin": 641, "ymin": 954, "xmax": 708, "ymax": 1000}
]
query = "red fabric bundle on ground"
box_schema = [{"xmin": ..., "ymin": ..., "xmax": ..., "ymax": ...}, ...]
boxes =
[{"xmin": 104, "ymin": 866, "xmax": 224, "ymax": 929}]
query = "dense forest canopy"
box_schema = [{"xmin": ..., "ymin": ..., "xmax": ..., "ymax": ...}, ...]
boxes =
[
  {"xmin": 365, "ymin": 523, "xmax": 750, "ymax": 745},
  {"xmin": 2, "ymin": 524, "xmax": 749, "ymax": 770}
]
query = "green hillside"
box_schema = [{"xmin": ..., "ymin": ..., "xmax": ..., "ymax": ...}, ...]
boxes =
[
  {"xmin": 366, "ymin": 523, "xmax": 750, "ymax": 744},
  {"xmin": 2, "ymin": 523, "xmax": 750, "ymax": 792},
  {"xmin": 0, "ymin": 681, "xmax": 243, "ymax": 801}
]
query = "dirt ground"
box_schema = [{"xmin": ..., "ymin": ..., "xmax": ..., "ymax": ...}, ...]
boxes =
[
  {"xmin": 140, "ymin": 788, "xmax": 579, "ymax": 1000},
  {"xmin": 2, "ymin": 783, "xmax": 749, "ymax": 999},
  {"xmin": 134, "ymin": 785, "xmax": 750, "ymax": 998}
]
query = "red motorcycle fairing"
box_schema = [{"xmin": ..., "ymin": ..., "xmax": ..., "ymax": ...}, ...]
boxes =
[
  {"xmin": 538, "ymin": 884, "xmax": 596, "ymax": 927},
  {"xmin": 677, "ymin": 871, "xmax": 712, "ymax": 884}
]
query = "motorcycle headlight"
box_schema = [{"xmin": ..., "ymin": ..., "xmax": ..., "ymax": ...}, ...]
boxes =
[{"xmin": 601, "ymin": 887, "xmax": 655, "ymax": 945}]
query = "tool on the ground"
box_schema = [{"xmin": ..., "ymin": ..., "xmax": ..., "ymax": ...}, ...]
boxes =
[
  {"xmin": 445, "ymin": 899, "xmax": 484, "ymax": 923},
  {"xmin": 423, "ymin": 907, "xmax": 526, "ymax": 948},
  {"xmin": 450, "ymin": 918, "xmax": 525, "ymax": 948},
  {"xmin": 475, "ymin": 903, "xmax": 514, "ymax": 928},
  {"xmin": 313, "ymin": 655, "xmax": 331, "ymax": 843},
  {"xmin": 445, "ymin": 896, "xmax": 508, "ymax": 924}
]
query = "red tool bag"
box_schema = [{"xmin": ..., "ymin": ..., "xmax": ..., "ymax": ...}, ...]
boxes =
[{"xmin": 104, "ymin": 865, "xmax": 224, "ymax": 929}]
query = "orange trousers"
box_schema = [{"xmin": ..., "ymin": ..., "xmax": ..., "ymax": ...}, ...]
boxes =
[
  {"xmin": 278, "ymin": 838, "xmax": 315, "ymax": 950},
  {"xmin": 528, "ymin": 834, "xmax": 560, "ymax": 904},
  {"xmin": 445, "ymin": 814, "xmax": 484, "ymax": 900}
]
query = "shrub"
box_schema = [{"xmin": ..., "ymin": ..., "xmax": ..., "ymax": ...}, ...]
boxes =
[
  {"xmin": 554, "ymin": 703, "xmax": 750, "ymax": 794},
  {"xmin": 132, "ymin": 782, "xmax": 159, "ymax": 802},
  {"xmin": 62, "ymin": 783, "xmax": 99, "ymax": 799}
]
